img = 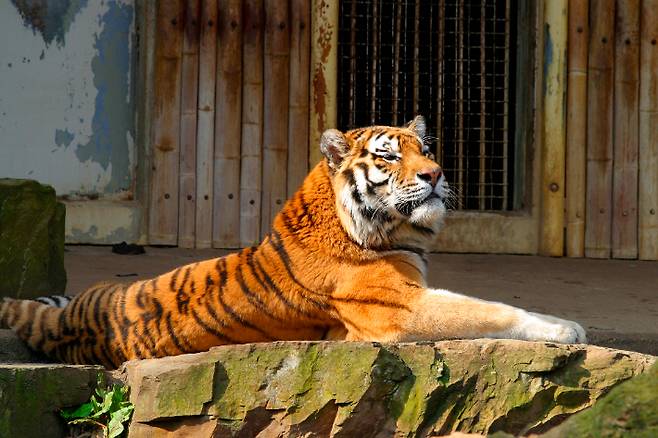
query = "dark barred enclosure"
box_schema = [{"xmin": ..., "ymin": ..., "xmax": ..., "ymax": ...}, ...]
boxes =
[{"xmin": 337, "ymin": 0, "xmax": 516, "ymax": 211}]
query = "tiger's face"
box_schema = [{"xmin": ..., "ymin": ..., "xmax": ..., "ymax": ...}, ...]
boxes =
[{"xmin": 320, "ymin": 116, "xmax": 451, "ymax": 250}]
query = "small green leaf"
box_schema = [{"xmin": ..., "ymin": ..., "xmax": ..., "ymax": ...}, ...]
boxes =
[
  {"xmin": 107, "ymin": 405, "xmax": 134, "ymax": 438},
  {"xmin": 60, "ymin": 401, "xmax": 94, "ymax": 420}
]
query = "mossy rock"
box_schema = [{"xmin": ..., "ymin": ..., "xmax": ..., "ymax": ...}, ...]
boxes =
[
  {"xmin": 543, "ymin": 361, "xmax": 658, "ymax": 437},
  {"xmin": 0, "ymin": 364, "xmax": 103, "ymax": 438},
  {"xmin": 0, "ymin": 179, "xmax": 66, "ymax": 299},
  {"xmin": 117, "ymin": 340, "xmax": 655, "ymax": 437}
]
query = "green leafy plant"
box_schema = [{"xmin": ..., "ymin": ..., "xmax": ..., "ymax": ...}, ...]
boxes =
[{"xmin": 60, "ymin": 374, "xmax": 134, "ymax": 438}]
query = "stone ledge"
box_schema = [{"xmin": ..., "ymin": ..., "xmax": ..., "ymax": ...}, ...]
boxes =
[
  {"xmin": 0, "ymin": 363, "xmax": 104, "ymax": 438},
  {"xmin": 115, "ymin": 340, "xmax": 655, "ymax": 438}
]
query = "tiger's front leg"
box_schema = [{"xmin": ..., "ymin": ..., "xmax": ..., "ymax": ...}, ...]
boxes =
[{"xmin": 334, "ymin": 285, "xmax": 587, "ymax": 344}]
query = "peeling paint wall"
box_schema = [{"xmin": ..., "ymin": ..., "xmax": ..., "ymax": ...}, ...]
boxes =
[{"xmin": 0, "ymin": 0, "xmax": 136, "ymax": 197}]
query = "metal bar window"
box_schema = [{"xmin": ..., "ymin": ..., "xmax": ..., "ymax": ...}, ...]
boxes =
[{"xmin": 337, "ymin": 0, "xmax": 516, "ymax": 211}]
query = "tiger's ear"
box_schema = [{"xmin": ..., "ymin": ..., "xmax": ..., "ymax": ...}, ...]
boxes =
[
  {"xmin": 320, "ymin": 129, "xmax": 349, "ymax": 169},
  {"xmin": 405, "ymin": 115, "xmax": 426, "ymax": 138}
]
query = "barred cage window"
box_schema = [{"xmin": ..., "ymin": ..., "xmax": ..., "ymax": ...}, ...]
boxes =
[{"xmin": 337, "ymin": 0, "xmax": 517, "ymax": 211}]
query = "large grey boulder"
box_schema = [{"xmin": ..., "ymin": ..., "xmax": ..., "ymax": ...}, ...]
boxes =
[
  {"xmin": 0, "ymin": 179, "xmax": 66, "ymax": 299},
  {"xmin": 116, "ymin": 340, "xmax": 655, "ymax": 437}
]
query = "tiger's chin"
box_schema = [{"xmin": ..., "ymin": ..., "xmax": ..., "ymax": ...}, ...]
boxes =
[{"xmin": 407, "ymin": 195, "xmax": 446, "ymax": 233}]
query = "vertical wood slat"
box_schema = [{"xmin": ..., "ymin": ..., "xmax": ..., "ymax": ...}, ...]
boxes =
[
  {"xmin": 566, "ymin": 0, "xmax": 589, "ymax": 257},
  {"xmin": 261, "ymin": 0, "xmax": 290, "ymax": 236},
  {"xmin": 178, "ymin": 0, "xmax": 201, "ymax": 248},
  {"xmin": 195, "ymin": 0, "xmax": 218, "ymax": 249},
  {"xmin": 287, "ymin": 0, "xmax": 311, "ymax": 197},
  {"xmin": 612, "ymin": 0, "xmax": 640, "ymax": 259},
  {"xmin": 149, "ymin": 0, "xmax": 185, "ymax": 245},
  {"xmin": 539, "ymin": 0, "xmax": 568, "ymax": 257},
  {"xmin": 639, "ymin": 0, "xmax": 658, "ymax": 260},
  {"xmin": 585, "ymin": 0, "xmax": 615, "ymax": 258},
  {"xmin": 240, "ymin": 0, "xmax": 264, "ymax": 247},
  {"xmin": 310, "ymin": 0, "xmax": 339, "ymax": 166},
  {"xmin": 213, "ymin": 0, "xmax": 243, "ymax": 248}
]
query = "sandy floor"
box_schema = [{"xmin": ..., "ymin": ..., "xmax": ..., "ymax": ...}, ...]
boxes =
[{"xmin": 64, "ymin": 245, "xmax": 658, "ymax": 355}]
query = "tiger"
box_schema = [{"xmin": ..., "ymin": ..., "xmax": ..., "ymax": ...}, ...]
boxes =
[{"xmin": 0, "ymin": 116, "xmax": 586, "ymax": 369}]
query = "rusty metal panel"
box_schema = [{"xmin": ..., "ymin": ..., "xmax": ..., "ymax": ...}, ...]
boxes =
[{"xmin": 310, "ymin": 0, "xmax": 339, "ymax": 167}]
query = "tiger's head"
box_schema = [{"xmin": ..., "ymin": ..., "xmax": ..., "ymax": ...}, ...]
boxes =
[{"xmin": 320, "ymin": 116, "xmax": 451, "ymax": 251}]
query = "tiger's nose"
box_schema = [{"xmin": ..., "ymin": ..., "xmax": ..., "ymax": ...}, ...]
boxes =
[{"xmin": 417, "ymin": 167, "xmax": 442, "ymax": 187}]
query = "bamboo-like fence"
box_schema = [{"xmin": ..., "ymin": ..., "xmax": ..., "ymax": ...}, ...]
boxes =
[
  {"xmin": 148, "ymin": 0, "xmax": 312, "ymax": 249},
  {"xmin": 562, "ymin": 0, "xmax": 657, "ymax": 260}
]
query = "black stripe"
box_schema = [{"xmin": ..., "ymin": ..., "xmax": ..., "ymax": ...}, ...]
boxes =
[
  {"xmin": 165, "ymin": 312, "xmax": 188, "ymax": 354},
  {"xmin": 330, "ymin": 295, "xmax": 410, "ymax": 311},
  {"xmin": 375, "ymin": 131, "xmax": 388, "ymax": 140},
  {"xmin": 396, "ymin": 258, "xmax": 425, "ymax": 277},
  {"xmin": 191, "ymin": 307, "xmax": 237, "ymax": 343},
  {"xmin": 98, "ymin": 343, "xmax": 116, "ymax": 368},
  {"xmin": 236, "ymin": 257, "xmax": 285, "ymax": 323},
  {"xmin": 135, "ymin": 282, "xmax": 147, "ymax": 308},
  {"xmin": 217, "ymin": 292, "xmax": 274, "ymax": 340},
  {"xmin": 249, "ymin": 252, "xmax": 318, "ymax": 318},
  {"xmin": 342, "ymin": 168, "xmax": 356, "ymax": 186},
  {"xmin": 169, "ymin": 267, "xmax": 182, "ymax": 292},
  {"xmin": 35, "ymin": 308, "xmax": 48, "ymax": 351},
  {"xmin": 411, "ymin": 224, "xmax": 435, "ymax": 235},
  {"xmin": 267, "ymin": 231, "xmax": 333, "ymax": 311}
]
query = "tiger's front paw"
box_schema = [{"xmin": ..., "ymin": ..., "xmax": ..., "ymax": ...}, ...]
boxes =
[{"xmin": 517, "ymin": 312, "xmax": 587, "ymax": 344}]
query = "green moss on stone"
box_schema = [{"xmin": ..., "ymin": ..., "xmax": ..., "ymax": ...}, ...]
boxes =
[
  {"xmin": 0, "ymin": 179, "xmax": 66, "ymax": 298},
  {"xmin": 545, "ymin": 362, "xmax": 658, "ymax": 438}
]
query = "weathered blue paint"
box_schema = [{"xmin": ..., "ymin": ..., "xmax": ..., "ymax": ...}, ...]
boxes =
[
  {"xmin": 54, "ymin": 129, "xmax": 74, "ymax": 148},
  {"xmin": 75, "ymin": 1, "xmax": 134, "ymax": 193},
  {"xmin": 10, "ymin": 0, "xmax": 89, "ymax": 47},
  {"xmin": 543, "ymin": 23, "xmax": 553, "ymax": 96}
]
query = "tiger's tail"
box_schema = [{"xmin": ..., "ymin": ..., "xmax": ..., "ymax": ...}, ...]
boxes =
[{"xmin": 0, "ymin": 297, "xmax": 66, "ymax": 359}]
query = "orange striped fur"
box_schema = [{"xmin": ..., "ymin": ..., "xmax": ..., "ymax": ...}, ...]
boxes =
[{"xmin": 0, "ymin": 117, "xmax": 586, "ymax": 368}]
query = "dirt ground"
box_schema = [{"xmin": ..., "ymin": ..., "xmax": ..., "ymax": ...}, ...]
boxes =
[{"xmin": 64, "ymin": 245, "xmax": 658, "ymax": 355}]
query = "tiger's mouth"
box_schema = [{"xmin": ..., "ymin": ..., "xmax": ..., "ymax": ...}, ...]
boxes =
[{"xmin": 395, "ymin": 192, "xmax": 441, "ymax": 216}]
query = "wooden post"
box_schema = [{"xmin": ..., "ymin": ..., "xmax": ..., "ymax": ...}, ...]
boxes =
[
  {"xmin": 539, "ymin": 0, "xmax": 568, "ymax": 257},
  {"xmin": 195, "ymin": 0, "xmax": 218, "ymax": 249},
  {"xmin": 240, "ymin": 0, "xmax": 264, "ymax": 247},
  {"xmin": 585, "ymin": 0, "xmax": 615, "ymax": 258},
  {"xmin": 213, "ymin": 0, "xmax": 242, "ymax": 248},
  {"xmin": 261, "ymin": 0, "xmax": 290, "ymax": 237},
  {"xmin": 178, "ymin": 0, "xmax": 201, "ymax": 248},
  {"xmin": 287, "ymin": 0, "xmax": 311, "ymax": 197},
  {"xmin": 310, "ymin": 0, "xmax": 339, "ymax": 167},
  {"xmin": 149, "ymin": 0, "xmax": 185, "ymax": 245},
  {"xmin": 639, "ymin": 0, "xmax": 658, "ymax": 260},
  {"xmin": 566, "ymin": 0, "xmax": 588, "ymax": 257},
  {"xmin": 612, "ymin": 0, "xmax": 640, "ymax": 259}
]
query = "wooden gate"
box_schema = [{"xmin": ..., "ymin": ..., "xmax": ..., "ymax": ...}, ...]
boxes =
[
  {"xmin": 565, "ymin": 0, "xmax": 658, "ymax": 260},
  {"xmin": 146, "ymin": 0, "xmax": 311, "ymax": 248}
]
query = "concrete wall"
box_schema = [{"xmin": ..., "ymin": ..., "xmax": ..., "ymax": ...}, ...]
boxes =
[{"xmin": 0, "ymin": 0, "xmax": 136, "ymax": 198}]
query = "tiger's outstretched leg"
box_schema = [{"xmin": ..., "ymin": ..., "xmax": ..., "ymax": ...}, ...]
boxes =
[{"xmin": 332, "ymin": 282, "xmax": 586, "ymax": 344}]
